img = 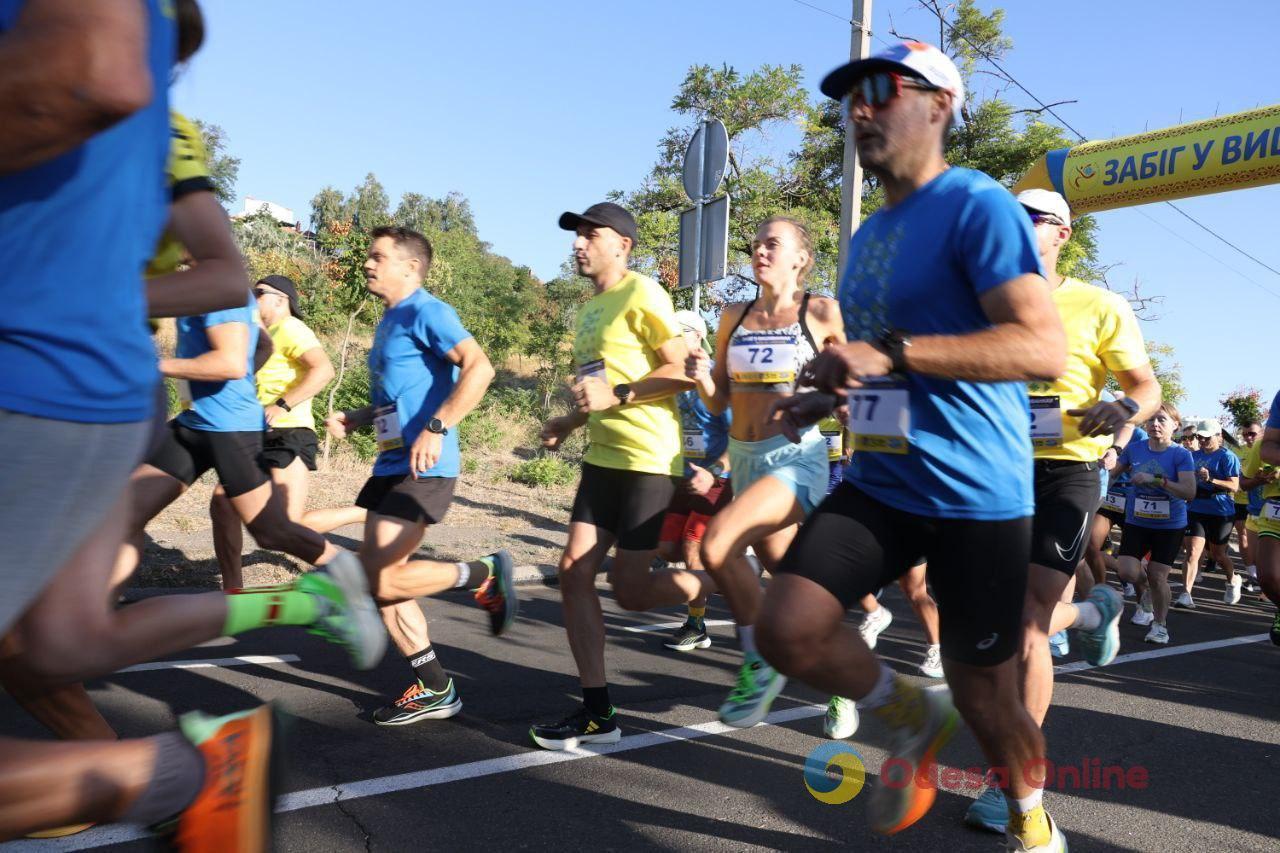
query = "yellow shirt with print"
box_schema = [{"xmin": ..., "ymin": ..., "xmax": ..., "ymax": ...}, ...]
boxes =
[
  {"xmin": 147, "ymin": 111, "xmax": 214, "ymax": 279},
  {"xmin": 1030, "ymin": 278, "xmax": 1149, "ymax": 463},
  {"xmin": 1232, "ymin": 443, "xmax": 1252, "ymax": 505},
  {"xmin": 256, "ymin": 316, "xmax": 322, "ymax": 431},
  {"xmin": 1241, "ymin": 440, "xmax": 1280, "ymax": 502},
  {"xmin": 573, "ymin": 272, "xmax": 682, "ymax": 476}
]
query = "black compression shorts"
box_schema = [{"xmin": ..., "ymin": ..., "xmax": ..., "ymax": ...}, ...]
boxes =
[{"xmin": 570, "ymin": 462, "xmax": 678, "ymax": 552}]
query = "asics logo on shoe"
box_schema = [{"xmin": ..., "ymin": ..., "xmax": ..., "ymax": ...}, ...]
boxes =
[
  {"xmin": 410, "ymin": 651, "xmax": 436, "ymax": 667},
  {"xmin": 976, "ymin": 633, "xmax": 999, "ymax": 650},
  {"xmin": 1054, "ymin": 515, "xmax": 1090, "ymax": 563}
]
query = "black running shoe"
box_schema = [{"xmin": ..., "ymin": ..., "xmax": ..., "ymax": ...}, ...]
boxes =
[
  {"xmin": 663, "ymin": 621, "xmax": 710, "ymax": 652},
  {"xmin": 529, "ymin": 705, "xmax": 621, "ymax": 750},
  {"xmin": 372, "ymin": 679, "xmax": 462, "ymax": 726},
  {"xmin": 1271, "ymin": 608, "xmax": 1280, "ymax": 647},
  {"xmin": 473, "ymin": 549, "xmax": 517, "ymax": 636}
]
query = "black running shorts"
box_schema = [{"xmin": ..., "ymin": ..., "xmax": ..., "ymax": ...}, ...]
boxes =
[
  {"xmin": 146, "ymin": 420, "xmax": 269, "ymax": 498},
  {"xmin": 1030, "ymin": 460, "xmax": 1102, "ymax": 575},
  {"xmin": 1233, "ymin": 504, "xmax": 1250, "ymax": 523},
  {"xmin": 356, "ymin": 474, "xmax": 456, "ymax": 525},
  {"xmin": 1118, "ymin": 524, "xmax": 1183, "ymax": 566},
  {"xmin": 570, "ymin": 462, "xmax": 678, "ymax": 552},
  {"xmin": 260, "ymin": 427, "xmax": 319, "ymax": 471},
  {"xmin": 1186, "ymin": 511, "xmax": 1234, "ymax": 546},
  {"xmin": 1097, "ymin": 507, "xmax": 1125, "ymax": 528},
  {"xmin": 774, "ymin": 481, "xmax": 1031, "ymax": 667}
]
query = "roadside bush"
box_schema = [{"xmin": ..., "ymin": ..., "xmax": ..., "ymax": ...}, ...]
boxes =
[{"xmin": 508, "ymin": 455, "xmax": 577, "ymax": 488}]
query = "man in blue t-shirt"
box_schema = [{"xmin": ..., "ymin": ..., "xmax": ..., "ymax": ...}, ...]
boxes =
[
  {"xmin": 1180, "ymin": 418, "xmax": 1242, "ymax": 607},
  {"xmin": 326, "ymin": 226, "xmax": 517, "ymax": 726},
  {"xmin": 759, "ymin": 41, "xmax": 1069, "ymax": 850}
]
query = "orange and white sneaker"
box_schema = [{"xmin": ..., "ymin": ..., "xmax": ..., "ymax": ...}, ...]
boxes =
[
  {"xmin": 867, "ymin": 682, "xmax": 958, "ymax": 835},
  {"xmin": 170, "ymin": 704, "xmax": 282, "ymax": 853}
]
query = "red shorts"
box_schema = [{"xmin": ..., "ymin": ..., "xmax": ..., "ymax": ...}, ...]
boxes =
[{"xmin": 659, "ymin": 477, "xmax": 733, "ymax": 545}]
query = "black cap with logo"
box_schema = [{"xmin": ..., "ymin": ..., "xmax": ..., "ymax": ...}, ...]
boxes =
[
  {"xmin": 558, "ymin": 202, "xmax": 638, "ymax": 247},
  {"xmin": 256, "ymin": 274, "xmax": 303, "ymax": 319}
]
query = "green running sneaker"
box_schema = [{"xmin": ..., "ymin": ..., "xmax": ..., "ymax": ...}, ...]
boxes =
[
  {"xmin": 297, "ymin": 552, "xmax": 386, "ymax": 670},
  {"xmin": 718, "ymin": 653, "xmax": 787, "ymax": 728}
]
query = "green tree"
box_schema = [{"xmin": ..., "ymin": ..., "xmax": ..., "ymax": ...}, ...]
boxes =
[
  {"xmin": 1220, "ymin": 387, "xmax": 1266, "ymax": 432},
  {"xmin": 1108, "ymin": 340, "xmax": 1184, "ymax": 405},
  {"xmin": 192, "ymin": 119, "xmax": 240, "ymax": 205},
  {"xmin": 309, "ymin": 186, "xmax": 345, "ymax": 233},
  {"xmin": 344, "ymin": 173, "xmax": 390, "ymax": 230}
]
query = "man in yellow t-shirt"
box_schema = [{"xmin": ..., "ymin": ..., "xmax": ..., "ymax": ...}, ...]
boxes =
[
  {"xmin": 1240, "ymin": 403, "xmax": 1280, "ymax": 645},
  {"xmin": 964, "ymin": 189, "xmax": 1163, "ymax": 834},
  {"xmin": 530, "ymin": 202, "xmax": 715, "ymax": 750}
]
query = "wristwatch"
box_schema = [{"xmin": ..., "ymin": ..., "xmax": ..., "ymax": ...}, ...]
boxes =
[
  {"xmin": 613, "ymin": 383, "xmax": 632, "ymax": 406},
  {"xmin": 876, "ymin": 329, "xmax": 912, "ymax": 374},
  {"xmin": 426, "ymin": 417, "xmax": 448, "ymax": 435},
  {"xmin": 1115, "ymin": 396, "xmax": 1140, "ymax": 419},
  {"xmin": 707, "ymin": 462, "xmax": 727, "ymax": 479},
  {"xmin": 273, "ymin": 397, "xmax": 292, "ymax": 412}
]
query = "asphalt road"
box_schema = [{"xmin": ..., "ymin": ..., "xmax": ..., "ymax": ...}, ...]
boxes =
[{"xmin": 4, "ymin": 570, "xmax": 1278, "ymax": 853}]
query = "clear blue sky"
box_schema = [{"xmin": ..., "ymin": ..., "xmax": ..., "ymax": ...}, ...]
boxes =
[{"xmin": 175, "ymin": 0, "xmax": 1280, "ymax": 422}]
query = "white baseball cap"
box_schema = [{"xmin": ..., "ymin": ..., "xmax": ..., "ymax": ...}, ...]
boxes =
[
  {"xmin": 1195, "ymin": 418, "xmax": 1223, "ymax": 437},
  {"xmin": 820, "ymin": 41, "xmax": 964, "ymax": 125},
  {"xmin": 1016, "ymin": 189, "xmax": 1072, "ymax": 225},
  {"xmin": 673, "ymin": 310, "xmax": 707, "ymax": 337}
]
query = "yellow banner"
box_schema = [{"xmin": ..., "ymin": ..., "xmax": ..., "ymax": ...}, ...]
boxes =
[{"xmin": 1014, "ymin": 104, "xmax": 1280, "ymax": 213}]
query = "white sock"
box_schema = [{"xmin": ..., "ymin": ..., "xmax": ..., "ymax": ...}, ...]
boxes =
[
  {"xmin": 1006, "ymin": 788, "xmax": 1043, "ymax": 814},
  {"xmin": 1071, "ymin": 601, "xmax": 1102, "ymax": 631},
  {"xmin": 738, "ymin": 624, "xmax": 757, "ymax": 656},
  {"xmin": 453, "ymin": 563, "xmax": 470, "ymax": 589},
  {"xmin": 855, "ymin": 663, "xmax": 897, "ymax": 710}
]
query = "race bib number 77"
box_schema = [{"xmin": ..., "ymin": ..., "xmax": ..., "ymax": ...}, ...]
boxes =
[{"xmin": 847, "ymin": 386, "xmax": 910, "ymax": 455}]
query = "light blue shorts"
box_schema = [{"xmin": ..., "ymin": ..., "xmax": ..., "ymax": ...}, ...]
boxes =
[{"xmin": 728, "ymin": 427, "xmax": 829, "ymax": 517}]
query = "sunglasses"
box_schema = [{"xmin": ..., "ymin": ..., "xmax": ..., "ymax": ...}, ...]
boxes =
[
  {"xmin": 254, "ymin": 288, "xmax": 284, "ymax": 299},
  {"xmin": 1029, "ymin": 213, "xmax": 1066, "ymax": 227},
  {"xmin": 845, "ymin": 72, "xmax": 938, "ymax": 110}
]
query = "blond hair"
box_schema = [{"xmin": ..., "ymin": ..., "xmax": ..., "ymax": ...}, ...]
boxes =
[{"xmin": 756, "ymin": 216, "xmax": 815, "ymax": 288}]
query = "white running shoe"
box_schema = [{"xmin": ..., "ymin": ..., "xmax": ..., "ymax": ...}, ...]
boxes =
[
  {"xmin": 1131, "ymin": 590, "xmax": 1154, "ymax": 626},
  {"xmin": 918, "ymin": 644, "xmax": 944, "ymax": 678},
  {"xmin": 1224, "ymin": 575, "xmax": 1242, "ymax": 605},
  {"xmin": 858, "ymin": 606, "xmax": 893, "ymax": 649},
  {"xmin": 1143, "ymin": 623, "xmax": 1170, "ymax": 645},
  {"xmin": 1173, "ymin": 591, "xmax": 1196, "ymax": 609},
  {"xmin": 1122, "ymin": 583, "xmax": 1137, "ymax": 599},
  {"xmin": 823, "ymin": 696, "xmax": 859, "ymax": 740}
]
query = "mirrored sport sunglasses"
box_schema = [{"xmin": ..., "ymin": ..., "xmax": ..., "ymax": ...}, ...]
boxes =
[
  {"xmin": 844, "ymin": 71, "xmax": 938, "ymax": 110},
  {"xmin": 1029, "ymin": 213, "xmax": 1066, "ymax": 227},
  {"xmin": 254, "ymin": 287, "xmax": 284, "ymax": 299}
]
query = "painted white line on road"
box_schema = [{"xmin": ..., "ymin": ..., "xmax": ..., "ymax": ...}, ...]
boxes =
[
  {"xmin": 115, "ymin": 654, "xmax": 301, "ymax": 674},
  {"xmin": 621, "ymin": 619, "xmax": 735, "ymax": 633},
  {"xmin": 14, "ymin": 630, "xmax": 1270, "ymax": 851}
]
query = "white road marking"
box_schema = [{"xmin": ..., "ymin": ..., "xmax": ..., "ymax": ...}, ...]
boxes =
[
  {"xmin": 115, "ymin": 654, "xmax": 300, "ymax": 674},
  {"xmin": 621, "ymin": 619, "xmax": 735, "ymax": 633},
  {"xmin": 13, "ymin": 631, "xmax": 1269, "ymax": 851}
]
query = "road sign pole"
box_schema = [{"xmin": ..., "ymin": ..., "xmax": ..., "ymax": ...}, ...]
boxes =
[{"xmin": 836, "ymin": 0, "xmax": 873, "ymax": 280}]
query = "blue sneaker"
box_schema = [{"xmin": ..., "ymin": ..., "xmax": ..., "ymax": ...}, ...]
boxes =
[
  {"xmin": 963, "ymin": 785, "xmax": 1007, "ymax": 834},
  {"xmin": 1048, "ymin": 630, "xmax": 1069, "ymax": 658},
  {"xmin": 1077, "ymin": 585, "xmax": 1123, "ymax": 667}
]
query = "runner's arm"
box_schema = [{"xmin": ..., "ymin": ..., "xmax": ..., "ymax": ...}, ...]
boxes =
[
  {"xmin": 696, "ymin": 307, "xmax": 738, "ymax": 415},
  {"xmin": 620, "ymin": 337, "xmax": 695, "ymax": 405},
  {"xmin": 1260, "ymin": 427, "xmax": 1280, "ymax": 467},
  {"xmin": 430, "ymin": 337, "xmax": 495, "ymax": 428},
  {"xmin": 276, "ymin": 346, "xmax": 335, "ymax": 411},
  {"xmin": 335, "ymin": 406, "xmax": 375, "ymax": 429},
  {"xmin": 159, "ymin": 322, "xmax": 248, "ymax": 382},
  {"xmin": 1203, "ymin": 471, "xmax": 1239, "ymax": 493},
  {"xmin": 146, "ymin": 191, "xmax": 248, "ymax": 317},
  {"xmin": 895, "ymin": 273, "xmax": 1066, "ymax": 382},
  {"xmin": 1157, "ymin": 470, "xmax": 1197, "ymax": 501},
  {"xmin": 0, "ymin": 0, "xmax": 153, "ymax": 174}
]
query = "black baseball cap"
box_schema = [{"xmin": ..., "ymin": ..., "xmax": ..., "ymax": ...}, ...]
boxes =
[
  {"xmin": 256, "ymin": 274, "xmax": 303, "ymax": 319},
  {"xmin": 558, "ymin": 202, "xmax": 638, "ymax": 247}
]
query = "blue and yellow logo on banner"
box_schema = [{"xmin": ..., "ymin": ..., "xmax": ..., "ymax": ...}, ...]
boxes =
[
  {"xmin": 1015, "ymin": 104, "xmax": 1280, "ymax": 213},
  {"xmin": 803, "ymin": 743, "xmax": 866, "ymax": 805}
]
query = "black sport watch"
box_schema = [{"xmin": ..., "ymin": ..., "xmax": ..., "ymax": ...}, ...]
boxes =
[
  {"xmin": 876, "ymin": 329, "xmax": 912, "ymax": 374},
  {"xmin": 1115, "ymin": 396, "xmax": 1140, "ymax": 419},
  {"xmin": 613, "ymin": 383, "xmax": 632, "ymax": 406},
  {"xmin": 426, "ymin": 417, "xmax": 448, "ymax": 435},
  {"xmin": 274, "ymin": 397, "xmax": 292, "ymax": 412}
]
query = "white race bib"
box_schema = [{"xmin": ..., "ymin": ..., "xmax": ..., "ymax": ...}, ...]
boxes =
[
  {"xmin": 373, "ymin": 404, "xmax": 404, "ymax": 452},
  {"xmin": 727, "ymin": 333, "xmax": 798, "ymax": 384},
  {"xmin": 819, "ymin": 417, "xmax": 843, "ymax": 461},
  {"xmin": 1102, "ymin": 491, "xmax": 1125, "ymax": 512},
  {"xmin": 847, "ymin": 386, "xmax": 910, "ymax": 455},
  {"xmin": 1264, "ymin": 499, "xmax": 1280, "ymax": 522},
  {"xmin": 1030, "ymin": 395, "xmax": 1063, "ymax": 448},
  {"xmin": 682, "ymin": 431, "xmax": 707, "ymax": 459},
  {"xmin": 1134, "ymin": 497, "xmax": 1170, "ymax": 521},
  {"xmin": 176, "ymin": 379, "xmax": 193, "ymax": 412}
]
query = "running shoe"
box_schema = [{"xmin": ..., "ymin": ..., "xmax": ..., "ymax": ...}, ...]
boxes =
[
  {"xmin": 1172, "ymin": 591, "xmax": 1196, "ymax": 609},
  {"xmin": 373, "ymin": 679, "xmax": 462, "ymax": 726},
  {"xmin": 918, "ymin": 644, "xmax": 944, "ymax": 678},
  {"xmin": 1048, "ymin": 630, "xmax": 1070, "ymax": 658},
  {"xmin": 1077, "ymin": 585, "xmax": 1122, "ymax": 667},
  {"xmin": 169, "ymin": 705, "xmax": 282, "ymax": 853},
  {"xmin": 1131, "ymin": 589, "xmax": 1154, "ymax": 626},
  {"xmin": 664, "ymin": 621, "xmax": 711, "ymax": 652},
  {"xmin": 963, "ymin": 785, "xmax": 1007, "ymax": 834},
  {"xmin": 867, "ymin": 684, "xmax": 958, "ymax": 835},
  {"xmin": 1143, "ymin": 623, "xmax": 1170, "ymax": 645},
  {"xmin": 858, "ymin": 606, "xmax": 893, "ymax": 650},
  {"xmin": 25, "ymin": 824, "xmax": 95, "ymax": 839},
  {"xmin": 1122, "ymin": 582, "xmax": 1137, "ymax": 599},
  {"xmin": 1006, "ymin": 807, "xmax": 1068, "ymax": 852},
  {"xmin": 473, "ymin": 549, "xmax": 517, "ymax": 636},
  {"xmin": 1270, "ymin": 609, "xmax": 1280, "ymax": 646},
  {"xmin": 298, "ymin": 553, "xmax": 386, "ymax": 670},
  {"xmin": 823, "ymin": 696, "xmax": 859, "ymax": 740},
  {"xmin": 1223, "ymin": 575, "xmax": 1242, "ymax": 605},
  {"xmin": 529, "ymin": 705, "xmax": 620, "ymax": 750},
  {"xmin": 719, "ymin": 654, "xmax": 787, "ymax": 727}
]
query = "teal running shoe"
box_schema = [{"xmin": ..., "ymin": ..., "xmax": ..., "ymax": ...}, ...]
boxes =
[
  {"xmin": 963, "ymin": 785, "xmax": 1007, "ymax": 834},
  {"xmin": 1077, "ymin": 585, "xmax": 1122, "ymax": 666},
  {"xmin": 718, "ymin": 653, "xmax": 786, "ymax": 727}
]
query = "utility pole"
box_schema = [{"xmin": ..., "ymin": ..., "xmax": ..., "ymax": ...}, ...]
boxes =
[{"xmin": 836, "ymin": 0, "xmax": 873, "ymax": 280}]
